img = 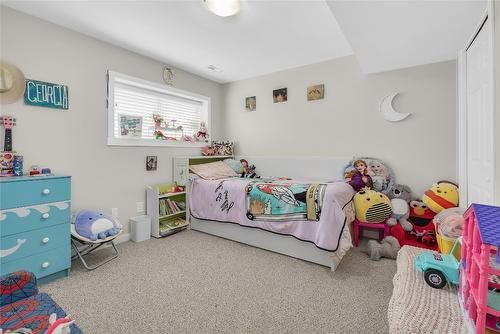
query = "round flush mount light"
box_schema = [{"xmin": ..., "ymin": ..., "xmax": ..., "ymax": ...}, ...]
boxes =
[
  {"xmin": 207, "ymin": 65, "xmax": 223, "ymax": 73},
  {"xmin": 203, "ymin": 0, "xmax": 240, "ymax": 17}
]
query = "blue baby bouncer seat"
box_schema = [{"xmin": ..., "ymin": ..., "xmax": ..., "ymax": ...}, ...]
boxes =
[{"xmin": 71, "ymin": 210, "xmax": 123, "ymax": 270}]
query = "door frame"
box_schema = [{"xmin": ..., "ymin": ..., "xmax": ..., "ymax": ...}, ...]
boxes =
[{"xmin": 457, "ymin": 1, "xmax": 496, "ymax": 207}]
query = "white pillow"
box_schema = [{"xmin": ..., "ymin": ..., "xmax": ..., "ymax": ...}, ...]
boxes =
[{"xmin": 189, "ymin": 161, "xmax": 238, "ymax": 180}]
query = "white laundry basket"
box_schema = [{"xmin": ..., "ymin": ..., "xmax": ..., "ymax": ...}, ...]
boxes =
[{"xmin": 130, "ymin": 215, "xmax": 151, "ymax": 242}]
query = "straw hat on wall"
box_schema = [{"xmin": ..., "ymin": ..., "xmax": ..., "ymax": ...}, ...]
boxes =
[{"xmin": 0, "ymin": 61, "xmax": 25, "ymax": 104}]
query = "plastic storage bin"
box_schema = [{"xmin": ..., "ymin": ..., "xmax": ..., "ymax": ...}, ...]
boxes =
[
  {"xmin": 436, "ymin": 223, "xmax": 461, "ymax": 260},
  {"xmin": 130, "ymin": 215, "xmax": 151, "ymax": 242}
]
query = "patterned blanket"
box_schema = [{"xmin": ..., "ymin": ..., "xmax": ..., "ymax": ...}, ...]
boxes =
[
  {"xmin": 245, "ymin": 179, "xmax": 327, "ymax": 222},
  {"xmin": 189, "ymin": 177, "xmax": 355, "ymax": 251}
]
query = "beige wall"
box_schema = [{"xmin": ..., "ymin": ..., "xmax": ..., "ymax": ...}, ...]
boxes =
[
  {"xmin": 1, "ymin": 6, "xmax": 461, "ymax": 228},
  {"xmin": 0, "ymin": 7, "xmax": 224, "ymax": 234},
  {"xmin": 495, "ymin": 0, "xmax": 500, "ymax": 205},
  {"xmin": 222, "ymin": 56, "xmax": 457, "ymax": 196}
]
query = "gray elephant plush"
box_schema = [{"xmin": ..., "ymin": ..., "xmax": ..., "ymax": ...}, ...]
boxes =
[
  {"xmin": 387, "ymin": 184, "xmax": 413, "ymax": 231},
  {"xmin": 363, "ymin": 236, "xmax": 401, "ymax": 261}
]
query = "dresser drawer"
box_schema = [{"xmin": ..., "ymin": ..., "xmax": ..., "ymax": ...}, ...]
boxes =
[
  {"xmin": 1, "ymin": 223, "xmax": 70, "ymax": 264},
  {"xmin": 0, "ymin": 177, "xmax": 71, "ymax": 209},
  {"xmin": 0, "ymin": 201, "xmax": 71, "ymax": 237},
  {"xmin": 0, "ymin": 245, "xmax": 71, "ymax": 279}
]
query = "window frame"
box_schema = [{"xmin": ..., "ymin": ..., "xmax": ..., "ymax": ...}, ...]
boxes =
[{"xmin": 107, "ymin": 71, "xmax": 211, "ymax": 147}]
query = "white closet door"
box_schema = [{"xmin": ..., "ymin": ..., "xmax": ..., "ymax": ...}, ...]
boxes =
[{"xmin": 466, "ymin": 18, "xmax": 494, "ymax": 205}]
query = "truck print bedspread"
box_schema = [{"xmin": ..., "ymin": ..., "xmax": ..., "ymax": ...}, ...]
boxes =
[{"xmin": 189, "ymin": 177, "xmax": 355, "ymax": 251}]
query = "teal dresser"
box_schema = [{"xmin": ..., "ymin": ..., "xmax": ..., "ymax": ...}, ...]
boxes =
[{"xmin": 0, "ymin": 176, "xmax": 71, "ymax": 283}]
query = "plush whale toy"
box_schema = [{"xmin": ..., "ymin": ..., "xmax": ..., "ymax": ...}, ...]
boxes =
[{"xmin": 73, "ymin": 210, "xmax": 121, "ymax": 241}]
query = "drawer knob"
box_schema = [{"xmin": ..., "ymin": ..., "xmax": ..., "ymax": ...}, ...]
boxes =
[
  {"xmin": 42, "ymin": 188, "xmax": 50, "ymax": 195},
  {"xmin": 42, "ymin": 213, "xmax": 50, "ymax": 219},
  {"xmin": 42, "ymin": 237, "xmax": 50, "ymax": 244},
  {"xmin": 42, "ymin": 262, "xmax": 50, "ymax": 269}
]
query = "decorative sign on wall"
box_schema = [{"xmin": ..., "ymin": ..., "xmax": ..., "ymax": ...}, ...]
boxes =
[
  {"xmin": 273, "ymin": 88, "xmax": 287, "ymax": 103},
  {"xmin": 24, "ymin": 79, "xmax": 69, "ymax": 110},
  {"xmin": 380, "ymin": 92, "xmax": 410, "ymax": 122},
  {"xmin": 146, "ymin": 156, "xmax": 158, "ymax": 171},
  {"xmin": 120, "ymin": 115, "xmax": 143, "ymax": 137},
  {"xmin": 245, "ymin": 96, "xmax": 256, "ymax": 111},
  {"xmin": 307, "ymin": 84, "xmax": 324, "ymax": 101}
]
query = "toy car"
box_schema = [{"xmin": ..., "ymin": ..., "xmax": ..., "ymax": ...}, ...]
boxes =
[{"xmin": 415, "ymin": 237, "xmax": 461, "ymax": 289}]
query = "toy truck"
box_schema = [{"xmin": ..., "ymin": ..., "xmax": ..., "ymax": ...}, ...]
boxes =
[{"xmin": 415, "ymin": 237, "xmax": 461, "ymax": 289}]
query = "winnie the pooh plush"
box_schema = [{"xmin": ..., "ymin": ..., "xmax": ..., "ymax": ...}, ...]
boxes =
[
  {"xmin": 354, "ymin": 188, "xmax": 392, "ymax": 223},
  {"xmin": 422, "ymin": 181, "xmax": 459, "ymax": 214}
]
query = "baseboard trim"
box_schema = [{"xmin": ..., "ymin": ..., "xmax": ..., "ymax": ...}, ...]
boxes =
[{"xmin": 115, "ymin": 232, "xmax": 130, "ymax": 244}]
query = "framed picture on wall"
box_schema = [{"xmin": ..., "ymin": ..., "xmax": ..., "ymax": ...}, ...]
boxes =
[
  {"xmin": 273, "ymin": 88, "xmax": 287, "ymax": 103},
  {"xmin": 307, "ymin": 84, "xmax": 324, "ymax": 101},
  {"xmin": 245, "ymin": 96, "xmax": 256, "ymax": 111},
  {"xmin": 146, "ymin": 156, "xmax": 157, "ymax": 171},
  {"xmin": 120, "ymin": 115, "xmax": 143, "ymax": 137}
]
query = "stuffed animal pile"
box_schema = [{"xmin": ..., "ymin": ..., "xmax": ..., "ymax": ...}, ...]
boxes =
[{"xmin": 344, "ymin": 157, "xmax": 461, "ymax": 260}]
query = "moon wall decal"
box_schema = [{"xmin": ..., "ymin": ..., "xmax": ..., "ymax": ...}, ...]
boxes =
[{"xmin": 380, "ymin": 93, "xmax": 410, "ymax": 122}]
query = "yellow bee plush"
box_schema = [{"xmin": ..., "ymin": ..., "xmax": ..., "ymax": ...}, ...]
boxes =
[
  {"xmin": 422, "ymin": 181, "xmax": 459, "ymax": 214},
  {"xmin": 354, "ymin": 189, "xmax": 393, "ymax": 223}
]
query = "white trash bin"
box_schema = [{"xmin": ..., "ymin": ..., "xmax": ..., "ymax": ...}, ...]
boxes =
[{"xmin": 130, "ymin": 215, "xmax": 151, "ymax": 242}]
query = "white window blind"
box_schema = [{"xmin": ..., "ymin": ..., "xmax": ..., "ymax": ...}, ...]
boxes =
[{"xmin": 107, "ymin": 71, "xmax": 210, "ymax": 147}]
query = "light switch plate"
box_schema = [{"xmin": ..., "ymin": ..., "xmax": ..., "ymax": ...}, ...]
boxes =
[{"xmin": 136, "ymin": 201, "xmax": 145, "ymax": 213}]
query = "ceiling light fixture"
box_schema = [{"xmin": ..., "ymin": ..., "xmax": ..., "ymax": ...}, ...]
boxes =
[
  {"xmin": 203, "ymin": 0, "xmax": 240, "ymax": 17},
  {"xmin": 207, "ymin": 65, "xmax": 223, "ymax": 73}
]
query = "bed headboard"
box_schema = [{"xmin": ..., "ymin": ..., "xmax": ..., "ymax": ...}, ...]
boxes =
[{"xmin": 235, "ymin": 156, "xmax": 352, "ymax": 181}]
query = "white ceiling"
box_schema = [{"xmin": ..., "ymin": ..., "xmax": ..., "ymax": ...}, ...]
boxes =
[
  {"xmin": 3, "ymin": 1, "xmax": 488, "ymax": 82},
  {"xmin": 326, "ymin": 0, "xmax": 487, "ymax": 73},
  {"xmin": 2, "ymin": 0, "xmax": 353, "ymax": 83}
]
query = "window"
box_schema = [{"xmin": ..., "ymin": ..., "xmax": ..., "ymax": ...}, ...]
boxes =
[{"xmin": 107, "ymin": 71, "xmax": 210, "ymax": 147}]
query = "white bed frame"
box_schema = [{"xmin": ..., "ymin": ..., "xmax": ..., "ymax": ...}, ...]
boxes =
[{"xmin": 187, "ymin": 156, "xmax": 354, "ymax": 271}]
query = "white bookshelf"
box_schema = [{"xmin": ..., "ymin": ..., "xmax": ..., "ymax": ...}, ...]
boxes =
[{"xmin": 146, "ymin": 183, "xmax": 188, "ymax": 238}]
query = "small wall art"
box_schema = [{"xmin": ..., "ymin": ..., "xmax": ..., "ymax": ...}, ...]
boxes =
[
  {"xmin": 380, "ymin": 92, "xmax": 410, "ymax": 122},
  {"xmin": 120, "ymin": 115, "xmax": 143, "ymax": 137},
  {"xmin": 307, "ymin": 84, "xmax": 324, "ymax": 101},
  {"xmin": 146, "ymin": 156, "xmax": 157, "ymax": 171},
  {"xmin": 24, "ymin": 79, "xmax": 69, "ymax": 110},
  {"xmin": 245, "ymin": 96, "xmax": 256, "ymax": 111},
  {"xmin": 273, "ymin": 88, "xmax": 287, "ymax": 103}
]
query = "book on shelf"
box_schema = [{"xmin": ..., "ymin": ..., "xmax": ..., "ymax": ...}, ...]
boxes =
[
  {"xmin": 159, "ymin": 198, "xmax": 185, "ymax": 216},
  {"xmin": 159, "ymin": 217, "xmax": 188, "ymax": 234}
]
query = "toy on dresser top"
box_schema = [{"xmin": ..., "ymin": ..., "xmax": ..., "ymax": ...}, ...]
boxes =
[
  {"xmin": 28, "ymin": 165, "xmax": 53, "ymax": 177},
  {"xmin": 0, "ymin": 115, "xmax": 16, "ymax": 176}
]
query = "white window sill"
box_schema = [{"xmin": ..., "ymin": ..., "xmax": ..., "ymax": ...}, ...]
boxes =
[{"xmin": 107, "ymin": 138, "xmax": 208, "ymax": 148}]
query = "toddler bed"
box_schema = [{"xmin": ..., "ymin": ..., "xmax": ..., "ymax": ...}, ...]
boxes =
[{"xmin": 186, "ymin": 156, "xmax": 355, "ymax": 271}]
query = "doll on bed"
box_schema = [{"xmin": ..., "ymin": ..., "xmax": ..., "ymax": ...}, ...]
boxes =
[
  {"xmin": 345, "ymin": 159, "xmax": 373, "ymax": 191},
  {"xmin": 240, "ymin": 159, "xmax": 258, "ymax": 178}
]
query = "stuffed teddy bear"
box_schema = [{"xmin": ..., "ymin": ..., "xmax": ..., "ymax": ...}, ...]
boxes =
[
  {"xmin": 387, "ymin": 184, "xmax": 413, "ymax": 231},
  {"xmin": 363, "ymin": 236, "xmax": 401, "ymax": 261}
]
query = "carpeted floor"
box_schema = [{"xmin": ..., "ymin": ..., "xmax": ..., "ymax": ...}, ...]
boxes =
[{"xmin": 41, "ymin": 230, "xmax": 396, "ymax": 333}]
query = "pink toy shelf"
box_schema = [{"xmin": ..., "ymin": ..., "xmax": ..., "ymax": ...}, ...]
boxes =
[{"xmin": 460, "ymin": 204, "xmax": 500, "ymax": 334}]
